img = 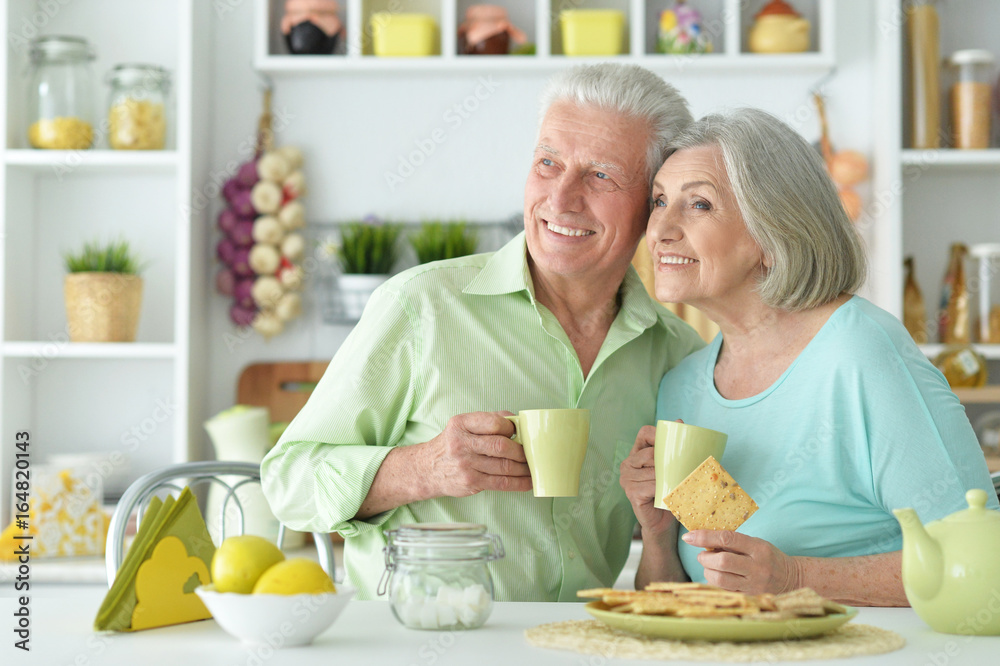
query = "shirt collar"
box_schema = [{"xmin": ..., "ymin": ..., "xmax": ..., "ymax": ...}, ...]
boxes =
[
  {"xmin": 464, "ymin": 231, "xmax": 660, "ymax": 331},
  {"xmin": 463, "ymin": 232, "xmax": 534, "ymax": 298},
  {"xmin": 617, "ymin": 264, "xmax": 659, "ymax": 330}
]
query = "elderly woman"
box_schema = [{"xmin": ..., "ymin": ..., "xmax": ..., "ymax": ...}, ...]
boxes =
[{"xmin": 620, "ymin": 108, "xmax": 998, "ymax": 606}]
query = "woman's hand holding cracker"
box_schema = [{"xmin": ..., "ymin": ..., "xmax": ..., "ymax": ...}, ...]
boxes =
[{"xmin": 684, "ymin": 530, "xmax": 801, "ymax": 595}]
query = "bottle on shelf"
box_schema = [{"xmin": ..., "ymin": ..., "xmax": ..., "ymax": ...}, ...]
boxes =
[
  {"xmin": 906, "ymin": 1, "xmax": 941, "ymax": 149},
  {"xmin": 939, "ymin": 243, "xmax": 971, "ymax": 344},
  {"xmin": 904, "ymin": 256, "xmax": 929, "ymax": 343}
]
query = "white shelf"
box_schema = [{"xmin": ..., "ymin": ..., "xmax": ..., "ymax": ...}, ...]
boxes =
[
  {"xmin": 880, "ymin": 0, "xmax": 1000, "ymax": 327},
  {"xmin": 255, "ymin": 0, "xmax": 835, "ymax": 75},
  {"xmin": 254, "ymin": 52, "xmax": 836, "ymax": 75},
  {"xmin": 0, "ymin": 0, "xmax": 213, "ymax": 525},
  {"xmin": 900, "ymin": 149, "xmax": 1000, "ymax": 169},
  {"xmin": 4, "ymin": 149, "xmax": 179, "ymax": 173},
  {"xmin": 918, "ymin": 344, "xmax": 1000, "ymax": 361},
  {"xmin": 2, "ymin": 341, "xmax": 177, "ymax": 360}
]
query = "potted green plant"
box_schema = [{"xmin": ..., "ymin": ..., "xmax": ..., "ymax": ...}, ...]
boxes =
[
  {"xmin": 63, "ymin": 237, "xmax": 145, "ymax": 342},
  {"xmin": 408, "ymin": 221, "xmax": 479, "ymax": 264},
  {"xmin": 336, "ymin": 217, "xmax": 402, "ymax": 319}
]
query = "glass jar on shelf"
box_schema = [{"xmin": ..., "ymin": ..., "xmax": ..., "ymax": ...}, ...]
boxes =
[
  {"xmin": 106, "ymin": 64, "xmax": 170, "ymax": 150},
  {"xmin": 379, "ymin": 523, "xmax": 504, "ymax": 631},
  {"xmin": 26, "ymin": 35, "xmax": 96, "ymax": 150},
  {"xmin": 947, "ymin": 49, "xmax": 995, "ymax": 149},
  {"xmin": 933, "ymin": 345, "xmax": 988, "ymax": 388},
  {"xmin": 974, "ymin": 411, "xmax": 1000, "ymax": 458},
  {"xmin": 969, "ymin": 243, "xmax": 1000, "ymax": 344}
]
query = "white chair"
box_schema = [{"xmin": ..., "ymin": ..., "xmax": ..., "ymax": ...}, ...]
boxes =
[{"xmin": 106, "ymin": 461, "xmax": 335, "ymax": 586}]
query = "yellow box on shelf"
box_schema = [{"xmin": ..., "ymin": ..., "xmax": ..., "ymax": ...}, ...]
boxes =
[
  {"xmin": 560, "ymin": 9, "xmax": 625, "ymax": 56},
  {"xmin": 371, "ymin": 13, "xmax": 439, "ymax": 57}
]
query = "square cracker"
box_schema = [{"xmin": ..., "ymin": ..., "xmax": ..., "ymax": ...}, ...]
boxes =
[{"xmin": 662, "ymin": 455, "xmax": 758, "ymax": 531}]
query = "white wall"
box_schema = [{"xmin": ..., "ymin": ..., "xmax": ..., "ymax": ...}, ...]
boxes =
[{"xmin": 203, "ymin": 1, "xmax": 877, "ymax": 428}]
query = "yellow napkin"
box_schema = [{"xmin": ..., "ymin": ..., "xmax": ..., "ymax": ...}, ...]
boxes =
[{"xmin": 94, "ymin": 487, "xmax": 216, "ymax": 631}]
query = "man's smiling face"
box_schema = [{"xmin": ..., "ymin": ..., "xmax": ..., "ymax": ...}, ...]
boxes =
[{"xmin": 523, "ymin": 100, "xmax": 652, "ymax": 286}]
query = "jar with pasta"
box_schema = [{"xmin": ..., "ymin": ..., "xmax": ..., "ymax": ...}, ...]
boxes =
[
  {"xmin": 26, "ymin": 36, "xmax": 96, "ymax": 150},
  {"xmin": 947, "ymin": 50, "xmax": 995, "ymax": 149},
  {"xmin": 106, "ymin": 64, "xmax": 170, "ymax": 150}
]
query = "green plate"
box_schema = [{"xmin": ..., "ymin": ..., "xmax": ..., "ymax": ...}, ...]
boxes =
[{"xmin": 584, "ymin": 601, "xmax": 858, "ymax": 642}]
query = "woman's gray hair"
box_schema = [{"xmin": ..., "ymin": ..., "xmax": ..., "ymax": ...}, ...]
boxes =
[
  {"xmin": 665, "ymin": 107, "xmax": 868, "ymax": 311},
  {"xmin": 539, "ymin": 63, "xmax": 692, "ymax": 184}
]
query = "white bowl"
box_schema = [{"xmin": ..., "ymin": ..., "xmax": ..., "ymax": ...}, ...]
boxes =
[{"xmin": 195, "ymin": 584, "xmax": 356, "ymax": 647}]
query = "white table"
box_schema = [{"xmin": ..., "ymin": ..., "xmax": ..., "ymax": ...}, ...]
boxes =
[{"xmin": 3, "ymin": 585, "xmax": 999, "ymax": 665}]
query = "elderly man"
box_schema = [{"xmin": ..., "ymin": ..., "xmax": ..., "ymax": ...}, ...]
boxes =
[{"xmin": 261, "ymin": 63, "xmax": 704, "ymax": 601}]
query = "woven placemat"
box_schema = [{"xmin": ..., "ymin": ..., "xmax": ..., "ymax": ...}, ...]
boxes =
[{"xmin": 525, "ymin": 620, "xmax": 905, "ymax": 662}]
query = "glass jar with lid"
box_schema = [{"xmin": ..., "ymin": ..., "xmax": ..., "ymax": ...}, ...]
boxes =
[
  {"xmin": 947, "ymin": 49, "xmax": 995, "ymax": 149},
  {"xmin": 26, "ymin": 35, "xmax": 96, "ymax": 150},
  {"xmin": 379, "ymin": 523, "xmax": 504, "ymax": 630},
  {"xmin": 106, "ymin": 64, "xmax": 170, "ymax": 150},
  {"xmin": 969, "ymin": 243, "xmax": 1000, "ymax": 343}
]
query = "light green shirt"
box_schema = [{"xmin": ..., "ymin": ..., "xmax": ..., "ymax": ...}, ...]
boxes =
[{"xmin": 261, "ymin": 233, "xmax": 704, "ymax": 601}]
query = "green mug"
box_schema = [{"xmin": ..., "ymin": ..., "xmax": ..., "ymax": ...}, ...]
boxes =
[
  {"xmin": 505, "ymin": 409, "xmax": 590, "ymax": 497},
  {"xmin": 653, "ymin": 420, "xmax": 727, "ymax": 510}
]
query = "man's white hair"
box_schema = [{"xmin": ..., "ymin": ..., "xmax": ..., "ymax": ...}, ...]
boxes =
[{"xmin": 538, "ymin": 63, "xmax": 692, "ymax": 185}]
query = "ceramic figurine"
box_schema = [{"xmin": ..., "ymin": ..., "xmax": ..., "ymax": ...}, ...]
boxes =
[
  {"xmin": 748, "ymin": 0, "xmax": 810, "ymax": 54},
  {"xmin": 658, "ymin": 1, "xmax": 712, "ymax": 55},
  {"xmin": 895, "ymin": 489, "xmax": 1000, "ymax": 635},
  {"xmin": 282, "ymin": 0, "xmax": 344, "ymax": 55},
  {"xmin": 457, "ymin": 5, "xmax": 526, "ymax": 55}
]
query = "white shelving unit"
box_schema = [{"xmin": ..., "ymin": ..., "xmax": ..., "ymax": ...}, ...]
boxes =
[
  {"xmin": 255, "ymin": 0, "xmax": 835, "ymax": 74},
  {"xmin": 900, "ymin": 148, "xmax": 1000, "ymax": 169},
  {"xmin": 0, "ymin": 0, "xmax": 212, "ymax": 522},
  {"xmin": 872, "ymin": 0, "xmax": 1000, "ymax": 408}
]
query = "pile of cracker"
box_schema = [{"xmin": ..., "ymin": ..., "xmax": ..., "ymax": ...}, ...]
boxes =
[{"xmin": 577, "ymin": 583, "xmax": 847, "ymax": 621}]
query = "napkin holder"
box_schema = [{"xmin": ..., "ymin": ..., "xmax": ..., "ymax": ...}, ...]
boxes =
[{"xmin": 95, "ymin": 487, "xmax": 216, "ymax": 632}]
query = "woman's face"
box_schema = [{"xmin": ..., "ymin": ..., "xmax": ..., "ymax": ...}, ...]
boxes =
[{"xmin": 647, "ymin": 146, "xmax": 766, "ymax": 310}]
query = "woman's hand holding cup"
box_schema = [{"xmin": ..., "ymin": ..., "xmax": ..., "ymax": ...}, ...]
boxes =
[{"xmin": 620, "ymin": 425, "xmax": 677, "ymax": 536}]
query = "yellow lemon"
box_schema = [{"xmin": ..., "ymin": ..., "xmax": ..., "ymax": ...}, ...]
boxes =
[
  {"xmin": 252, "ymin": 557, "xmax": 336, "ymax": 595},
  {"xmin": 211, "ymin": 535, "xmax": 285, "ymax": 594}
]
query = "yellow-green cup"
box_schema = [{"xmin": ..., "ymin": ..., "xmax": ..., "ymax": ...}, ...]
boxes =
[
  {"xmin": 653, "ymin": 420, "xmax": 727, "ymax": 510},
  {"xmin": 505, "ymin": 409, "xmax": 590, "ymax": 497}
]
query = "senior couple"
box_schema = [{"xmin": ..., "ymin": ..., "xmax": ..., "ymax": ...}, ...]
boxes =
[{"xmin": 262, "ymin": 64, "xmax": 996, "ymax": 607}]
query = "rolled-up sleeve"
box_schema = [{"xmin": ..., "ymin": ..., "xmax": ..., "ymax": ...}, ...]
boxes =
[{"xmin": 261, "ymin": 285, "xmax": 418, "ymax": 536}]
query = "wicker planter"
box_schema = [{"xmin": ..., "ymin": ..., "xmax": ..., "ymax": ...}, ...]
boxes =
[{"xmin": 64, "ymin": 272, "xmax": 143, "ymax": 342}]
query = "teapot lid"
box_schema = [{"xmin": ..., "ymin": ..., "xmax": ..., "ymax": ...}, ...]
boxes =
[
  {"xmin": 940, "ymin": 489, "xmax": 1000, "ymax": 525},
  {"xmin": 757, "ymin": 0, "xmax": 802, "ymax": 18}
]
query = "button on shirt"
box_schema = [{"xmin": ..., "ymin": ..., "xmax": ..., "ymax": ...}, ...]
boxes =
[{"xmin": 261, "ymin": 233, "xmax": 705, "ymax": 601}]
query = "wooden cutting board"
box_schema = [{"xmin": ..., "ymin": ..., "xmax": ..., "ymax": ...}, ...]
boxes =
[
  {"xmin": 236, "ymin": 361, "xmax": 329, "ymax": 423},
  {"xmin": 235, "ymin": 361, "xmax": 342, "ymax": 544}
]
